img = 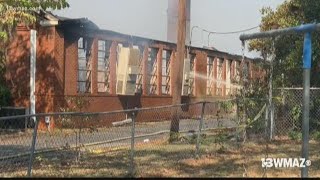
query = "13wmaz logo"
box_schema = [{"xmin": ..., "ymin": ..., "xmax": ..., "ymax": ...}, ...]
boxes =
[{"xmin": 261, "ymin": 158, "xmax": 311, "ymax": 168}]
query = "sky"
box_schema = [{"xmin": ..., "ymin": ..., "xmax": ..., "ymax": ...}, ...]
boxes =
[{"xmin": 54, "ymin": 0, "xmax": 286, "ymax": 58}]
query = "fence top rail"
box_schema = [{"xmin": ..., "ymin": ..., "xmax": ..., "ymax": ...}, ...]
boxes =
[
  {"xmin": 240, "ymin": 23, "xmax": 320, "ymax": 41},
  {"xmin": 274, "ymin": 87, "xmax": 320, "ymax": 90},
  {"xmin": 0, "ymin": 99, "xmax": 236, "ymax": 121},
  {"xmin": 0, "ymin": 107, "xmax": 27, "ymax": 110}
]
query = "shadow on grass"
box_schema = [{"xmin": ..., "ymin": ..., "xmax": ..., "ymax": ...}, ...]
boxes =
[
  {"xmin": 29, "ymin": 148, "xmax": 132, "ymax": 177},
  {"xmin": 1, "ymin": 134, "xmax": 320, "ymax": 178}
]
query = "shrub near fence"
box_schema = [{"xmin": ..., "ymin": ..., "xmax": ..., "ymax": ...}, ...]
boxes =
[{"xmin": 0, "ymin": 107, "xmax": 32, "ymax": 129}]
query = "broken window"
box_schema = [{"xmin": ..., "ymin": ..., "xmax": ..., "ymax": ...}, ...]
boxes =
[
  {"xmin": 97, "ymin": 40, "xmax": 112, "ymax": 93},
  {"xmin": 134, "ymin": 45, "xmax": 143, "ymax": 94},
  {"xmin": 228, "ymin": 60, "xmax": 235, "ymax": 96},
  {"xmin": 224, "ymin": 60, "xmax": 230, "ymax": 96},
  {"xmin": 147, "ymin": 48, "xmax": 158, "ymax": 95},
  {"xmin": 235, "ymin": 61, "xmax": 241, "ymax": 83},
  {"xmin": 189, "ymin": 54, "xmax": 196, "ymax": 96},
  {"xmin": 77, "ymin": 37, "xmax": 92, "ymax": 93},
  {"xmin": 206, "ymin": 56, "xmax": 214, "ymax": 96},
  {"xmin": 161, "ymin": 49, "xmax": 171, "ymax": 95},
  {"xmin": 216, "ymin": 58, "xmax": 224, "ymax": 96}
]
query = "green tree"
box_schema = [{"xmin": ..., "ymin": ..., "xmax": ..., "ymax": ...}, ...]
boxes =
[
  {"xmin": 0, "ymin": 0, "xmax": 69, "ymax": 106},
  {"xmin": 249, "ymin": 0, "xmax": 320, "ymax": 87}
]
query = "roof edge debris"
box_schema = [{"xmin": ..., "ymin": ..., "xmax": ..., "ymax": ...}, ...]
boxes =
[{"xmin": 39, "ymin": 11, "xmax": 263, "ymax": 62}]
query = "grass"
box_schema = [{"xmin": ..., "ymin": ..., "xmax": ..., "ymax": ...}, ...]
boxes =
[{"xmin": 1, "ymin": 130, "xmax": 320, "ymax": 178}]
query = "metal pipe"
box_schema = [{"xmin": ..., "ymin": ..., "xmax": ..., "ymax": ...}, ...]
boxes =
[
  {"xmin": 130, "ymin": 109, "xmax": 137, "ymax": 177},
  {"xmin": 240, "ymin": 24, "xmax": 314, "ymax": 178},
  {"xmin": 207, "ymin": 32, "xmax": 214, "ymax": 47},
  {"xmin": 190, "ymin": 26, "xmax": 200, "ymax": 46},
  {"xmin": 301, "ymin": 32, "xmax": 311, "ymax": 177},
  {"xmin": 27, "ymin": 118, "xmax": 39, "ymax": 177},
  {"xmin": 239, "ymin": 23, "xmax": 320, "ymax": 41},
  {"xmin": 269, "ymin": 41, "xmax": 275, "ymax": 140},
  {"xmin": 30, "ymin": 30, "xmax": 36, "ymax": 124}
]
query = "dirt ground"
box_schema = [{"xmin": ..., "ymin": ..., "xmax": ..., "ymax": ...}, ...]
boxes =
[{"xmin": 1, "ymin": 131, "xmax": 320, "ymax": 178}]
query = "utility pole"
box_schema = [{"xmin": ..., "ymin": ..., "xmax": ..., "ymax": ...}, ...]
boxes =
[{"xmin": 170, "ymin": 0, "xmax": 187, "ymax": 138}]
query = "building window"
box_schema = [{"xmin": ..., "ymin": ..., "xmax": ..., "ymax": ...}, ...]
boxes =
[
  {"xmin": 189, "ymin": 54, "xmax": 196, "ymax": 96},
  {"xmin": 206, "ymin": 56, "xmax": 214, "ymax": 96},
  {"xmin": 161, "ymin": 49, "xmax": 171, "ymax": 95},
  {"xmin": 97, "ymin": 40, "xmax": 112, "ymax": 93},
  {"xmin": 148, "ymin": 48, "xmax": 158, "ymax": 95},
  {"xmin": 228, "ymin": 60, "xmax": 234, "ymax": 96},
  {"xmin": 77, "ymin": 37, "xmax": 92, "ymax": 93},
  {"xmin": 216, "ymin": 58, "xmax": 224, "ymax": 96},
  {"xmin": 235, "ymin": 61, "xmax": 241, "ymax": 83},
  {"xmin": 117, "ymin": 43, "xmax": 123, "ymax": 64},
  {"xmin": 134, "ymin": 45, "xmax": 144, "ymax": 94}
]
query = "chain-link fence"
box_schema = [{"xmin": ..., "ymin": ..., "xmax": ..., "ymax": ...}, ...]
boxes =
[
  {"xmin": 273, "ymin": 88, "xmax": 320, "ymax": 136},
  {"xmin": 273, "ymin": 88, "xmax": 320, "ymax": 177},
  {"xmin": 0, "ymin": 99, "xmax": 320, "ymax": 177}
]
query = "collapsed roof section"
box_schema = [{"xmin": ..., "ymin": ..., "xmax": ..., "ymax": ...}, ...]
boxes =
[{"xmin": 38, "ymin": 11, "xmax": 264, "ymax": 63}]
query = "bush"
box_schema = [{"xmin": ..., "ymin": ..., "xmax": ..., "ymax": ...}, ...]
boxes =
[
  {"xmin": 220, "ymin": 101, "xmax": 234, "ymax": 114},
  {"xmin": 311, "ymin": 131, "xmax": 320, "ymax": 141},
  {"xmin": 0, "ymin": 85, "xmax": 11, "ymax": 106},
  {"xmin": 288, "ymin": 130, "xmax": 302, "ymax": 141}
]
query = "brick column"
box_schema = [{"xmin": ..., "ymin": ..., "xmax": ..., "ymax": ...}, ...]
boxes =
[
  {"xmin": 230, "ymin": 60, "xmax": 235, "ymax": 80},
  {"xmin": 230, "ymin": 60, "xmax": 235, "ymax": 94},
  {"xmin": 109, "ymin": 41, "xmax": 118, "ymax": 95},
  {"xmin": 194, "ymin": 51, "xmax": 207, "ymax": 98},
  {"xmin": 142, "ymin": 46, "xmax": 149, "ymax": 95},
  {"xmin": 64, "ymin": 36, "xmax": 78, "ymax": 96},
  {"xmin": 222, "ymin": 59, "xmax": 227, "ymax": 97},
  {"xmin": 91, "ymin": 38, "xmax": 98, "ymax": 95},
  {"xmin": 240, "ymin": 59, "xmax": 245, "ymax": 80},
  {"xmin": 157, "ymin": 48, "xmax": 163, "ymax": 95},
  {"xmin": 225, "ymin": 59, "xmax": 232, "ymax": 97},
  {"xmin": 36, "ymin": 26, "xmax": 55, "ymax": 130},
  {"xmin": 212, "ymin": 57, "xmax": 218, "ymax": 96}
]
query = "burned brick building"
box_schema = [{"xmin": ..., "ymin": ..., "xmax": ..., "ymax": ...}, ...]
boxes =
[{"xmin": 5, "ymin": 12, "xmax": 265, "ymax": 128}]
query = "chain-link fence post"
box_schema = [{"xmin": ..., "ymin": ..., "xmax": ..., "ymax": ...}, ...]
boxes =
[
  {"xmin": 27, "ymin": 117, "xmax": 39, "ymax": 177},
  {"xmin": 195, "ymin": 102, "xmax": 206, "ymax": 158},
  {"xmin": 236, "ymin": 98, "xmax": 240, "ymax": 143},
  {"xmin": 129, "ymin": 108, "xmax": 137, "ymax": 177},
  {"xmin": 270, "ymin": 102, "xmax": 275, "ymax": 140}
]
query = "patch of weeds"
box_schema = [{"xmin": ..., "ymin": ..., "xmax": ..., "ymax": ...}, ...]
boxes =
[
  {"xmin": 311, "ymin": 131, "xmax": 320, "ymax": 141},
  {"xmin": 182, "ymin": 133, "xmax": 207, "ymax": 144},
  {"xmin": 169, "ymin": 132, "xmax": 181, "ymax": 143},
  {"xmin": 288, "ymin": 130, "xmax": 302, "ymax": 141}
]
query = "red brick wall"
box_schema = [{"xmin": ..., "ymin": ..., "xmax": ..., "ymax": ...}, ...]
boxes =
[
  {"xmin": 109, "ymin": 41, "xmax": 118, "ymax": 94},
  {"xmin": 6, "ymin": 25, "xmax": 64, "ymax": 129},
  {"xmin": 64, "ymin": 34, "xmax": 78, "ymax": 96},
  {"xmin": 54, "ymin": 28, "xmax": 65, "ymax": 96},
  {"xmin": 6, "ymin": 25, "xmax": 61, "ymax": 112},
  {"xmin": 194, "ymin": 51, "xmax": 207, "ymax": 98},
  {"xmin": 6, "ymin": 26, "xmax": 31, "ymax": 108},
  {"xmin": 36, "ymin": 26, "xmax": 56, "ymax": 114},
  {"xmin": 91, "ymin": 38, "xmax": 98, "ymax": 95},
  {"xmin": 6, "ymin": 24, "xmax": 263, "ymax": 130}
]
